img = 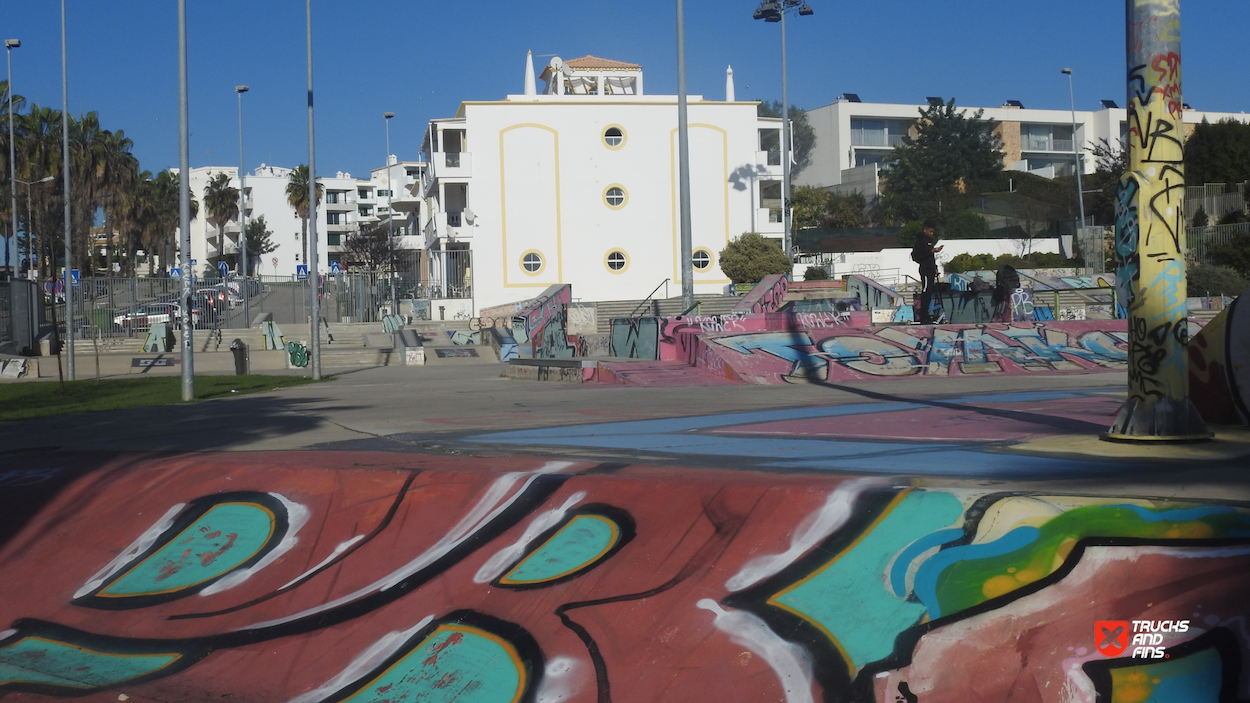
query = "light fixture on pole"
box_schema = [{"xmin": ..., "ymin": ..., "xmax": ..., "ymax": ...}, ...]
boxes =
[
  {"xmin": 236, "ymin": 85, "xmax": 249, "ymax": 326},
  {"xmin": 5, "ymin": 39, "xmax": 18, "ymax": 276},
  {"xmin": 306, "ymin": 0, "xmax": 321, "ymax": 380},
  {"xmin": 676, "ymin": 0, "xmax": 694, "ymax": 311},
  {"xmin": 177, "ymin": 0, "xmax": 194, "ymax": 399},
  {"xmin": 18, "ymin": 175, "xmax": 54, "ymax": 279},
  {"xmin": 384, "ymin": 111, "xmax": 396, "ymax": 313},
  {"xmin": 1061, "ymin": 68, "xmax": 1087, "ymax": 236},
  {"xmin": 753, "ymin": 0, "xmax": 813, "ymax": 264},
  {"xmin": 60, "ymin": 0, "xmax": 74, "ymax": 380}
]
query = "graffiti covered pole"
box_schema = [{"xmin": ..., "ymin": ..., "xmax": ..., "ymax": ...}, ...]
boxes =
[{"xmin": 1105, "ymin": 0, "xmax": 1209, "ymax": 441}]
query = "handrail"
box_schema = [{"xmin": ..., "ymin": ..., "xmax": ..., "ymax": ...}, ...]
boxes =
[
  {"xmin": 629, "ymin": 278, "xmax": 670, "ymax": 317},
  {"xmin": 679, "ymin": 300, "xmax": 700, "ymax": 317}
]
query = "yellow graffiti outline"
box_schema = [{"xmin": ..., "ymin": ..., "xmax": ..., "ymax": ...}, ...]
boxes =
[
  {"xmin": 766, "ymin": 490, "xmax": 912, "ymax": 676},
  {"xmin": 346, "ymin": 624, "xmax": 526, "ymax": 703},
  {"xmin": 0, "ymin": 637, "xmax": 182, "ymax": 688},
  {"xmin": 96, "ymin": 502, "xmax": 276, "ymax": 598},
  {"xmin": 499, "ymin": 515, "xmax": 620, "ymax": 585}
]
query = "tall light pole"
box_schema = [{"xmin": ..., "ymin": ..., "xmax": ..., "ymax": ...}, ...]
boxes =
[
  {"xmin": 754, "ymin": 0, "xmax": 812, "ymax": 263},
  {"xmin": 18, "ymin": 176, "xmax": 54, "ymax": 279},
  {"xmin": 5, "ymin": 39, "xmax": 18, "ymax": 276},
  {"xmin": 1061, "ymin": 68, "xmax": 1087, "ymax": 234},
  {"xmin": 384, "ymin": 111, "xmax": 396, "ymax": 313},
  {"xmin": 60, "ymin": 0, "xmax": 74, "ymax": 380},
  {"xmin": 306, "ymin": 0, "xmax": 321, "ymax": 380},
  {"xmin": 177, "ymin": 0, "xmax": 194, "ymax": 399},
  {"xmin": 675, "ymin": 0, "xmax": 694, "ymax": 310},
  {"xmin": 236, "ymin": 85, "xmax": 249, "ymax": 326}
]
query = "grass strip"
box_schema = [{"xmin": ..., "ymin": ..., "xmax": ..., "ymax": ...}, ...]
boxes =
[{"xmin": 0, "ymin": 375, "xmax": 327, "ymax": 422}]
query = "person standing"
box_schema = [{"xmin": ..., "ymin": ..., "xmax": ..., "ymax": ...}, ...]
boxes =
[{"xmin": 912, "ymin": 220, "xmax": 944, "ymax": 323}]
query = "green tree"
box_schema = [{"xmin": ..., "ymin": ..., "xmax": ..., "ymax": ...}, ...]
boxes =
[
  {"xmin": 1192, "ymin": 207, "xmax": 1209, "ymax": 227},
  {"xmin": 243, "ymin": 215, "xmax": 277, "ymax": 276},
  {"xmin": 943, "ymin": 210, "xmax": 990, "ymax": 239},
  {"xmin": 1184, "ymin": 118, "xmax": 1250, "ymax": 186},
  {"xmin": 286, "ymin": 164, "xmax": 323, "ymax": 266},
  {"xmin": 718, "ymin": 232, "xmax": 791, "ymax": 284},
  {"xmin": 203, "ymin": 172, "xmax": 239, "ymax": 269},
  {"xmin": 881, "ymin": 98, "xmax": 1003, "ymax": 223},
  {"xmin": 791, "ymin": 186, "xmax": 866, "ymax": 229},
  {"xmin": 757, "ymin": 100, "xmax": 815, "ymax": 177},
  {"xmin": 1207, "ymin": 232, "xmax": 1250, "ymax": 276},
  {"xmin": 1188, "ymin": 261, "xmax": 1249, "ymax": 296}
]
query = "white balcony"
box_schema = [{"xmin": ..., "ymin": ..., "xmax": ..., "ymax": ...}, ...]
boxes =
[
  {"xmin": 756, "ymin": 150, "xmax": 782, "ymax": 168},
  {"xmin": 756, "ymin": 207, "xmax": 784, "ymax": 234},
  {"xmin": 432, "ymin": 151, "xmax": 472, "ymax": 179}
]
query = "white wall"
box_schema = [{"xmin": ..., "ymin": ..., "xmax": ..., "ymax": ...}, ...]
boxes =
[{"xmin": 807, "ymin": 237, "xmax": 1061, "ymax": 284}]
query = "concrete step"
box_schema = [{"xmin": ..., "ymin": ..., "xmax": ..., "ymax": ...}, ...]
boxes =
[
  {"xmin": 593, "ymin": 295, "xmax": 740, "ymax": 334},
  {"xmin": 594, "ymin": 360, "xmax": 744, "ymax": 386}
]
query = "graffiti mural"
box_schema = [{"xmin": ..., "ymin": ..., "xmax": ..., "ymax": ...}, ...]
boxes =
[
  {"xmin": 732, "ymin": 273, "xmax": 789, "ymax": 314},
  {"xmin": 1108, "ymin": 0, "xmax": 1209, "ymax": 438},
  {"xmin": 696, "ymin": 320, "xmax": 1163, "ymax": 383},
  {"xmin": 1, "ymin": 452, "xmax": 1248, "ymax": 702},
  {"xmin": 507, "ymin": 284, "xmax": 573, "ymax": 359}
]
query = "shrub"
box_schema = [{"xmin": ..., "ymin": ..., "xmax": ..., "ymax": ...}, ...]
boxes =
[
  {"xmin": 898, "ymin": 220, "xmax": 924, "ymax": 247},
  {"xmin": 803, "ymin": 265, "xmax": 829, "ymax": 281},
  {"xmin": 1188, "ymin": 262, "xmax": 1249, "ymax": 297},
  {"xmin": 718, "ymin": 232, "xmax": 792, "ymax": 284}
]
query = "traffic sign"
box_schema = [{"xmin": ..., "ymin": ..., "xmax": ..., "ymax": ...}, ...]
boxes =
[
  {"xmin": 330, "ymin": 261, "xmax": 341, "ymax": 274},
  {"xmin": 271, "ymin": 256, "xmax": 278, "ymax": 268},
  {"xmin": 296, "ymin": 264, "xmax": 309, "ymax": 281},
  {"xmin": 44, "ymin": 279, "xmax": 64, "ymax": 295},
  {"xmin": 70, "ymin": 269, "xmax": 80, "ymax": 286},
  {"xmin": 190, "ymin": 259, "xmax": 197, "ymax": 267},
  {"xmin": 218, "ymin": 261, "xmax": 229, "ymax": 276},
  {"xmin": 171, "ymin": 268, "xmax": 182, "ymax": 279}
]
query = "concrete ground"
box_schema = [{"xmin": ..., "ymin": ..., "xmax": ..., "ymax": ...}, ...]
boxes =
[{"xmin": 1, "ymin": 364, "xmax": 1248, "ymax": 703}]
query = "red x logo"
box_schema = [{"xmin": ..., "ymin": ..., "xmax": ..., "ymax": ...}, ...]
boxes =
[{"xmin": 1096, "ymin": 620, "xmax": 1129, "ymax": 657}]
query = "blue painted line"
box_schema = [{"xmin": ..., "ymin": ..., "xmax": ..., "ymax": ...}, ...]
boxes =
[
  {"xmin": 889, "ymin": 528, "xmax": 965, "ymax": 597},
  {"xmin": 766, "ymin": 451, "xmax": 1113, "ymax": 477},
  {"xmin": 911, "ymin": 526, "xmax": 1041, "ymax": 618},
  {"xmin": 1109, "ymin": 504, "xmax": 1242, "ymax": 523}
]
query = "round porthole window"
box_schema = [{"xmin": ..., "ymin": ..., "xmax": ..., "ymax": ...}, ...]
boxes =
[
  {"xmin": 521, "ymin": 251, "xmax": 544, "ymax": 275},
  {"xmin": 602, "ymin": 125, "xmax": 626, "ymax": 149},
  {"xmin": 605, "ymin": 250, "xmax": 628, "ymax": 273},
  {"xmin": 692, "ymin": 248, "xmax": 712, "ymax": 271},
  {"xmin": 603, "ymin": 185, "xmax": 627, "ymax": 209}
]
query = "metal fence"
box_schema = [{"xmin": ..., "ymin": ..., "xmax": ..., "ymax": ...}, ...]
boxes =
[
  {"xmin": 47, "ymin": 256, "xmax": 474, "ymax": 341},
  {"xmin": 1187, "ymin": 222, "xmax": 1250, "ymax": 263}
]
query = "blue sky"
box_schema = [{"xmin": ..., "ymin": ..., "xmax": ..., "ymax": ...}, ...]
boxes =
[{"xmin": 5, "ymin": 1, "xmax": 1248, "ymax": 180}]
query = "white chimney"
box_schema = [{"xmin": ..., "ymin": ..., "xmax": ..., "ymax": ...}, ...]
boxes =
[
  {"xmin": 524, "ymin": 50, "xmax": 537, "ymax": 96},
  {"xmin": 726, "ymin": 66, "xmax": 735, "ymax": 102}
]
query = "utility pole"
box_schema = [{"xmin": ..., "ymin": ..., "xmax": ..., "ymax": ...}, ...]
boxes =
[{"xmin": 1105, "ymin": 0, "xmax": 1209, "ymax": 442}]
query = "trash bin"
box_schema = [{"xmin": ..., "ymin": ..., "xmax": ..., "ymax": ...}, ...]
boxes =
[{"xmin": 229, "ymin": 338, "xmax": 249, "ymax": 375}]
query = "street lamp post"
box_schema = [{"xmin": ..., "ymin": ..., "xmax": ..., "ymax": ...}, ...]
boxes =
[
  {"xmin": 754, "ymin": 0, "xmax": 813, "ymax": 263},
  {"xmin": 177, "ymin": 0, "xmax": 194, "ymax": 399},
  {"xmin": 306, "ymin": 0, "xmax": 321, "ymax": 380},
  {"xmin": 60, "ymin": 0, "xmax": 74, "ymax": 380},
  {"xmin": 676, "ymin": 0, "xmax": 693, "ymax": 311},
  {"xmin": 17, "ymin": 176, "xmax": 54, "ymax": 278},
  {"xmin": 1061, "ymin": 68, "xmax": 1087, "ymax": 235},
  {"xmin": 236, "ymin": 85, "xmax": 249, "ymax": 326},
  {"xmin": 384, "ymin": 111, "xmax": 396, "ymax": 313},
  {"xmin": 5, "ymin": 39, "xmax": 18, "ymax": 276}
]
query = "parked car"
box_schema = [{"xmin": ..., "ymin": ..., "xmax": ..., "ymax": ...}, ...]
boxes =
[{"xmin": 112, "ymin": 303, "xmax": 200, "ymax": 330}]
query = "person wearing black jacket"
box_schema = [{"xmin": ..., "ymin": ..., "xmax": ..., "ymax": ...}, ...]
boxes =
[{"xmin": 912, "ymin": 220, "xmax": 943, "ymax": 323}]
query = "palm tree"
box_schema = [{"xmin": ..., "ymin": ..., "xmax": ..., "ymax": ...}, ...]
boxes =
[
  {"xmin": 203, "ymin": 172, "xmax": 238, "ymax": 271},
  {"xmin": 146, "ymin": 170, "xmax": 197, "ymax": 275},
  {"xmin": 16, "ymin": 106, "xmax": 63, "ymax": 279},
  {"xmin": 0, "ymin": 80, "xmax": 25, "ymax": 252},
  {"xmin": 285, "ymin": 164, "xmax": 322, "ymax": 268}
]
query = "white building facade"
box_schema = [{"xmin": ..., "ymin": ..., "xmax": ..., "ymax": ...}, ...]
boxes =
[
  {"xmin": 181, "ymin": 161, "xmax": 428, "ymax": 278},
  {"xmin": 421, "ymin": 54, "xmax": 785, "ymax": 312},
  {"xmin": 796, "ymin": 96, "xmax": 1250, "ymax": 192}
]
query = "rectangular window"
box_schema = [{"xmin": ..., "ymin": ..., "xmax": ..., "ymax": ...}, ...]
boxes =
[
  {"xmin": 358, "ymin": 188, "xmax": 370, "ymax": 199},
  {"xmin": 406, "ymin": 168, "xmax": 418, "ymax": 177},
  {"xmin": 851, "ymin": 119, "xmax": 909, "ymax": 147},
  {"xmin": 326, "ymin": 192, "xmax": 340, "ymax": 204},
  {"xmin": 326, "ymin": 212, "xmax": 341, "ymax": 225},
  {"xmin": 377, "ymin": 189, "xmax": 391, "ymax": 197},
  {"xmin": 359, "ymin": 207, "xmax": 372, "ymax": 216},
  {"xmin": 327, "ymin": 234, "xmax": 341, "ymax": 246},
  {"xmin": 1022, "ymin": 124, "xmax": 1075, "ymax": 152},
  {"xmin": 758, "ymin": 129, "xmax": 781, "ymax": 165}
]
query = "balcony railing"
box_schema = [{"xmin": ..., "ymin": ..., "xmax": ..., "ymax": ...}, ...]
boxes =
[
  {"xmin": 430, "ymin": 151, "xmax": 472, "ymax": 180},
  {"xmin": 851, "ymin": 133, "xmax": 907, "ymax": 147},
  {"xmin": 1022, "ymin": 137, "xmax": 1075, "ymax": 152}
]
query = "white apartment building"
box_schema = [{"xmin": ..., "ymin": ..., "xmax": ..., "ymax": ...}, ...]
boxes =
[
  {"xmin": 182, "ymin": 160, "xmax": 427, "ymax": 277},
  {"xmin": 420, "ymin": 53, "xmax": 785, "ymax": 312},
  {"xmin": 795, "ymin": 95, "xmax": 1250, "ymax": 193}
]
